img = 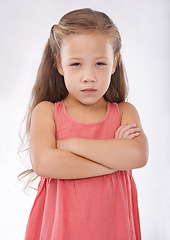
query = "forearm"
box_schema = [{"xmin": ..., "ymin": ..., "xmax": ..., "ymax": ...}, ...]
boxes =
[
  {"xmin": 30, "ymin": 148, "xmax": 115, "ymax": 179},
  {"xmin": 66, "ymin": 137, "xmax": 148, "ymax": 170}
]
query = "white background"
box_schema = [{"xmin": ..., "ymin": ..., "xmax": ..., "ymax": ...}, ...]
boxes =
[{"xmin": 0, "ymin": 0, "xmax": 170, "ymax": 239}]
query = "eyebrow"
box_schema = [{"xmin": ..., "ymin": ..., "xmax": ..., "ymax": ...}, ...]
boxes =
[{"xmin": 68, "ymin": 57, "xmax": 108, "ymax": 60}]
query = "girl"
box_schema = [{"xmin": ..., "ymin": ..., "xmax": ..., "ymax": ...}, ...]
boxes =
[{"xmin": 23, "ymin": 8, "xmax": 149, "ymax": 240}]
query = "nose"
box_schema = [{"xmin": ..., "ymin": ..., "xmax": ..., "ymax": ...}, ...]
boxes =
[{"xmin": 81, "ymin": 66, "xmax": 96, "ymax": 83}]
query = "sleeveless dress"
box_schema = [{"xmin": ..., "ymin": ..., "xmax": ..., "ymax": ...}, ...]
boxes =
[{"xmin": 25, "ymin": 101, "xmax": 141, "ymax": 240}]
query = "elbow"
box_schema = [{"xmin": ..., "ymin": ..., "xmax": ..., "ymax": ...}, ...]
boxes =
[
  {"xmin": 30, "ymin": 149, "xmax": 62, "ymax": 178},
  {"xmin": 30, "ymin": 156, "xmax": 43, "ymax": 177},
  {"xmin": 30, "ymin": 151, "xmax": 49, "ymax": 177},
  {"xmin": 137, "ymin": 152, "xmax": 148, "ymax": 168},
  {"xmin": 135, "ymin": 143, "xmax": 149, "ymax": 169},
  {"xmin": 32, "ymin": 165, "xmax": 42, "ymax": 177}
]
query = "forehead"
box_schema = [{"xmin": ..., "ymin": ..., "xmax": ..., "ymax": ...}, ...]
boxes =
[{"xmin": 60, "ymin": 32, "xmax": 114, "ymax": 58}]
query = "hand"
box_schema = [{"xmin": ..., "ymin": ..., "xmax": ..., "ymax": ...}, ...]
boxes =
[
  {"xmin": 115, "ymin": 123, "xmax": 140, "ymax": 139},
  {"xmin": 56, "ymin": 138, "xmax": 73, "ymax": 152}
]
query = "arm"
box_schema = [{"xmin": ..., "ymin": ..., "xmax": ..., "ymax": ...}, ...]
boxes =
[
  {"xmin": 57, "ymin": 102, "xmax": 149, "ymax": 170},
  {"xmin": 29, "ymin": 101, "xmax": 115, "ymax": 179}
]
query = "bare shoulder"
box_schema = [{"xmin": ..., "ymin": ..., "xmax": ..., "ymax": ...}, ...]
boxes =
[
  {"xmin": 117, "ymin": 102, "xmax": 142, "ymax": 127},
  {"xmin": 118, "ymin": 102, "xmax": 138, "ymax": 115},
  {"xmin": 32, "ymin": 101, "xmax": 55, "ymax": 118},
  {"xmin": 30, "ymin": 101, "xmax": 56, "ymax": 148}
]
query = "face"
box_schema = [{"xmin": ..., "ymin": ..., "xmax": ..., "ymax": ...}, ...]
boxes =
[{"xmin": 57, "ymin": 32, "xmax": 118, "ymax": 106}]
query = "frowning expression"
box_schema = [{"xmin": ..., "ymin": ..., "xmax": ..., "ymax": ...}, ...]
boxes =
[{"xmin": 57, "ymin": 32, "xmax": 118, "ymax": 105}]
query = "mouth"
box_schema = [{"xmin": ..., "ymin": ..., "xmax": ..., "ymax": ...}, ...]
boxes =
[{"xmin": 81, "ymin": 88, "xmax": 97, "ymax": 94}]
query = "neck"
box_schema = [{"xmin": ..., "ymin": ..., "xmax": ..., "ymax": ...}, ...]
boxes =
[
  {"xmin": 64, "ymin": 96, "xmax": 107, "ymax": 110},
  {"xmin": 63, "ymin": 96, "xmax": 108, "ymax": 123}
]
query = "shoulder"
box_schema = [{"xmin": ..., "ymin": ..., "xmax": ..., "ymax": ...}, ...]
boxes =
[
  {"xmin": 32, "ymin": 101, "xmax": 55, "ymax": 117},
  {"xmin": 117, "ymin": 102, "xmax": 141, "ymax": 126},
  {"xmin": 118, "ymin": 101, "xmax": 138, "ymax": 115},
  {"xmin": 33, "ymin": 101, "xmax": 55, "ymax": 113},
  {"xmin": 30, "ymin": 101, "xmax": 56, "ymax": 134}
]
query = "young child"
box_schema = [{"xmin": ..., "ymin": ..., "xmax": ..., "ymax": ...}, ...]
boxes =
[{"xmin": 23, "ymin": 8, "xmax": 149, "ymax": 240}]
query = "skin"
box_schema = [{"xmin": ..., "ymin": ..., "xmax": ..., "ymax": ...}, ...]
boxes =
[
  {"xmin": 29, "ymin": 32, "xmax": 149, "ymax": 179},
  {"xmin": 57, "ymin": 32, "xmax": 118, "ymax": 108}
]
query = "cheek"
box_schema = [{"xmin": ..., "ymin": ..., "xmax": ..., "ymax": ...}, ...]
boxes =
[
  {"xmin": 104, "ymin": 79, "xmax": 112, "ymax": 91},
  {"xmin": 63, "ymin": 67, "xmax": 79, "ymax": 78},
  {"xmin": 99, "ymin": 71, "xmax": 112, "ymax": 86},
  {"xmin": 63, "ymin": 77, "xmax": 71, "ymax": 90},
  {"xmin": 63, "ymin": 75, "xmax": 77, "ymax": 93}
]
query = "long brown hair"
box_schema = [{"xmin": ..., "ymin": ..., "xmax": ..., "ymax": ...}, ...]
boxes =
[{"xmin": 18, "ymin": 8, "xmax": 128, "ymax": 188}]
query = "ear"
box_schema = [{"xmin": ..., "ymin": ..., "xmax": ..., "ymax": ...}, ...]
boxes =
[
  {"xmin": 111, "ymin": 53, "xmax": 119, "ymax": 75},
  {"xmin": 54, "ymin": 54, "xmax": 64, "ymax": 76}
]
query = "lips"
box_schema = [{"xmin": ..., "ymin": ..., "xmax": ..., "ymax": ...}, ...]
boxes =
[{"xmin": 81, "ymin": 88, "xmax": 97, "ymax": 93}]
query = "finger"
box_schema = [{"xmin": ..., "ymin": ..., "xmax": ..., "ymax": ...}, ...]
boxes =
[
  {"xmin": 115, "ymin": 123, "xmax": 138, "ymax": 138},
  {"xmin": 115, "ymin": 124, "xmax": 132, "ymax": 138},
  {"xmin": 122, "ymin": 127, "xmax": 140, "ymax": 138},
  {"xmin": 126, "ymin": 132, "xmax": 140, "ymax": 139},
  {"xmin": 115, "ymin": 125, "xmax": 126, "ymax": 138},
  {"xmin": 117, "ymin": 124, "xmax": 138, "ymax": 138}
]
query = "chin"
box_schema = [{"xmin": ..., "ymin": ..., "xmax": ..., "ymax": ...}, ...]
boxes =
[
  {"xmin": 78, "ymin": 98, "xmax": 97, "ymax": 106},
  {"xmin": 80, "ymin": 98, "xmax": 104, "ymax": 106}
]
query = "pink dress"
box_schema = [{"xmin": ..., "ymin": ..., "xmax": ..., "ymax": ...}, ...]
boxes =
[{"xmin": 25, "ymin": 101, "xmax": 141, "ymax": 240}]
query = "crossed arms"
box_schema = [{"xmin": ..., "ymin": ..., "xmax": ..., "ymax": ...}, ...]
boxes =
[{"xmin": 29, "ymin": 101, "xmax": 149, "ymax": 179}]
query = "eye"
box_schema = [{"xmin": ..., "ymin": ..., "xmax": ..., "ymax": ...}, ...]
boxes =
[
  {"xmin": 70, "ymin": 62, "xmax": 81, "ymax": 66},
  {"xmin": 96, "ymin": 62, "xmax": 106, "ymax": 66}
]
